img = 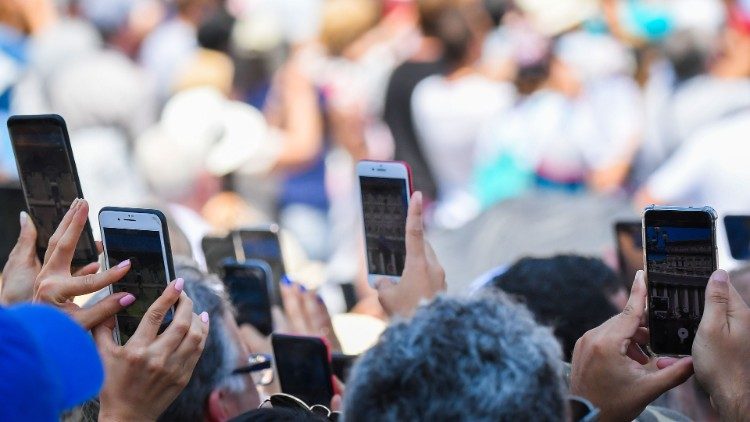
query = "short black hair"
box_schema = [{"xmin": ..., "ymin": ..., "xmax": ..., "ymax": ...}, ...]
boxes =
[{"xmin": 485, "ymin": 255, "xmax": 619, "ymax": 361}]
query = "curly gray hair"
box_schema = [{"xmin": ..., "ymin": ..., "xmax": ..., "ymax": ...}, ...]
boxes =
[{"xmin": 342, "ymin": 293, "xmax": 567, "ymax": 421}]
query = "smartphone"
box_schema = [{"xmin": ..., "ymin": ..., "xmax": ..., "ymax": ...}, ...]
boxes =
[
  {"xmin": 614, "ymin": 221, "xmax": 643, "ymax": 287},
  {"xmin": 202, "ymin": 234, "xmax": 239, "ymax": 276},
  {"xmin": 237, "ymin": 225, "xmax": 286, "ymax": 307},
  {"xmin": 0, "ymin": 183, "xmax": 27, "ymax": 270},
  {"xmin": 271, "ymin": 334, "xmax": 334, "ymax": 406},
  {"xmin": 99, "ymin": 207, "xmax": 176, "ymax": 345},
  {"xmin": 221, "ymin": 259, "xmax": 274, "ymax": 336},
  {"xmin": 643, "ymin": 206, "xmax": 717, "ymax": 356},
  {"xmin": 356, "ymin": 160, "xmax": 413, "ymax": 287},
  {"xmin": 724, "ymin": 215, "xmax": 750, "ymax": 260},
  {"xmin": 7, "ymin": 114, "xmax": 98, "ymax": 266}
]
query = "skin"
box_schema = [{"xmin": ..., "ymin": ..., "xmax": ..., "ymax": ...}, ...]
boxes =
[
  {"xmin": 94, "ymin": 278, "xmax": 210, "ymax": 422},
  {"xmin": 375, "ymin": 191, "xmax": 446, "ymax": 318},
  {"xmin": 693, "ymin": 270, "xmax": 750, "ymax": 421},
  {"xmin": 570, "ymin": 271, "xmax": 695, "ymax": 421}
]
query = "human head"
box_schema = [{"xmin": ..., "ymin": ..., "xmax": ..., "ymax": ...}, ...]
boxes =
[
  {"xmin": 486, "ymin": 255, "xmax": 620, "ymax": 360},
  {"xmin": 343, "ymin": 294, "xmax": 566, "ymax": 420},
  {"xmin": 159, "ymin": 263, "xmax": 260, "ymax": 421}
]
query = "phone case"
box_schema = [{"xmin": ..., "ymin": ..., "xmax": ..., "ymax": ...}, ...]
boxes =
[
  {"xmin": 271, "ymin": 334, "xmax": 335, "ymax": 404},
  {"xmin": 8, "ymin": 114, "xmax": 98, "ymax": 266},
  {"xmin": 641, "ymin": 205, "xmax": 718, "ymax": 357}
]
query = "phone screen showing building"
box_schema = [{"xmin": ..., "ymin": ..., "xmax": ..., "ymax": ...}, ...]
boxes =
[
  {"xmin": 646, "ymin": 219, "xmax": 714, "ymax": 355},
  {"xmin": 104, "ymin": 228, "xmax": 171, "ymax": 344},
  {"xmin": 360, "ymin": 176, "xmax": 408, "ymax": 276}
]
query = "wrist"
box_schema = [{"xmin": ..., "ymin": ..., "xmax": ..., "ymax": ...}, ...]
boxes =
[{"xmin": 714, "ymin": 390, "xmax": 750, "ymax": 421}]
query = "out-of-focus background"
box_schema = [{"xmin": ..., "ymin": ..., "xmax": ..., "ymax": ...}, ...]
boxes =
[{"xmin": 1, "ymin": 0, "xmax": 749, "ymax": 307}]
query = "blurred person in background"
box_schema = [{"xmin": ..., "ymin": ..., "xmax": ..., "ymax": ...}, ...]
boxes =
[{"xmin": 411, "ymin": 2, "xmax": 514, "ymax": 229}]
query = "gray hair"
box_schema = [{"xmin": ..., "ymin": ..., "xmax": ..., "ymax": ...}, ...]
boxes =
[
  {"xmin": 342, "ymin": 294, "xmax": 567, "ymax": 421},
  {"xmin": 159, "ymin": 263, "xmax": 245, "ymax": 421}
]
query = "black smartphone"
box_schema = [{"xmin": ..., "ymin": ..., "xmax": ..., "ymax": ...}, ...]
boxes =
[
  {"xmin": 99, "ymin": 207, "xmax": 176, "ymax": 345},
  {"xmin": 272, "ymin": 334, "xmax": 334, "ymax": 406},
  {"xmin": 724, "ymin": 215, "xmax": 750, "ymax": 260},
  {"xmin": 643, "ymin": 206, "xmax": 717, "ymax": 356},
  {"xmin": 202, "ymin": 234, "xmax": 238, "ymax": 276},
  {"xmin": 0, "ymin": 183, "xmax": 27, "ymax": 270},
  {"xmin": 237, "ymin": 225, "xmax": 286, "ymax": 307},
  {"xmin": 614, "ymin": 221, "xmax": 643, "ymax": 287},
  {"xmin": 221, "ymin": 259, "xmax": 274, "ymax": 336},
  {"xmin": 7, "ymin": 114, "xmax": 98, "ymax": 266}
]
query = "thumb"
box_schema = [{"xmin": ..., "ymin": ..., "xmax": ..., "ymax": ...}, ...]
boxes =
[
  {"xmin": 404, "ymin": 191, "xmax": 425, "ymax": 263},
  {"xmin": 643, "ymin": 357, "xmax": 694, "ymax": 399},
  {"xmin": 702, "ymin": 270, "xmax": 731, "ymax": 331},
  {"xmin": 92, "ymin": 319, "xmax": 117, "ymax": 352}
]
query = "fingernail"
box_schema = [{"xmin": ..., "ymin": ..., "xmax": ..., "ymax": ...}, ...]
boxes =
[
  {"xmin": 281, "ymin": 275, "xmax": 292, "ymax": 286},
  {"xmin": 713, "ymin": 270, "xmax": 728, "ymax": 283},
  {"xmin": 119, "ymin": 294, "xmax": 136, "ymax": 307},
  {"xmin": 116, "ymin": 259, "xmax": 131, "ymax": 269},
  {"xmin": 19, "ymin": 211, "xmax": 27, "ymax": 228},
  {"xmin": 70, "ymin": 198, "xmax": 80, "ymax": 210},
  {"xmin": 200, "ymin": 311, "xmax": 209, "ymax": 323},
  {"xmin": 316, "ymin": 294, "xmax": 325, "ymax": 304},
  {"xmin": 174, "ymin": 277, "xmax": 184, "ymax": 292},
  {"xmin": 298, "ymin": 283, "xmax": 307, "ymax": 293}
]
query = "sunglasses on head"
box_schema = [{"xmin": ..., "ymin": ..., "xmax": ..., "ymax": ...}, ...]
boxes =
[{"xmin": 260, "ymin": 393, "xmax": 340, "ymax": 421}]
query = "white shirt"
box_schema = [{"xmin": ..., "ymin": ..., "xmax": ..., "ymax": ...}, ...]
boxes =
[
  {"xmin": 412, "ymin": 73, "xmax": 514, "ymax": 227},
  {"xmin": 646, "ymin": 111, "xmax": 750, "ymax": 269}
]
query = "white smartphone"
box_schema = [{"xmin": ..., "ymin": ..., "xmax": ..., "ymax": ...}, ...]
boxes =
[
  {"xmin": 356, "ymin": 160, "xmax": 413, "ymax": 287},
  {"xmin": 99, "ymin": 207, "xmax": 176, "ymax": 345}
]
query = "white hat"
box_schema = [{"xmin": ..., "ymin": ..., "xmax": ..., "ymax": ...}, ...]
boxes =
[{"xmin": 515, "ymin": 0, "xmax": 600, "ymax": 36}]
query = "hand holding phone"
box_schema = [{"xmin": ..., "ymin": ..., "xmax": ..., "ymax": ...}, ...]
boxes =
[
  {"xmin": 357, "ymin": 160, "xmax": 413, "ymax": 287},
  {"xmin": 32, "ymin": 199, "xmax": 134, "ymax": 329},
  {"xmin": 643, "ymin": 206, "xmax": 717, "ymax": 356},
  {"xmin": 272, "ymin": 334, "xmax": 335, "ymax": 407},
  {"xmin": 99, "ymin": 207, "xmax": 176, "ymax": 345}
]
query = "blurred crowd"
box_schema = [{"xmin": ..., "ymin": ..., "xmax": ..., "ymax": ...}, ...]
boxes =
[{"xmin": 4, "ymin": 0, "xmax": 750, "ymax": 420}]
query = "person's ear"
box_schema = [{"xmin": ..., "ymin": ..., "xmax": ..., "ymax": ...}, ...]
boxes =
[{"xmin": 206, "ymin": 389, "xmax": 230, "ymax": 422}]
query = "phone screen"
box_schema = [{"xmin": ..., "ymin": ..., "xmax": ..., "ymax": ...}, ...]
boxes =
[
  {"xmin": 0, "ymin": 184, "xmax": 26, "ymax": 269},
  {"xmin": 615, "ymin": 222, "xmax": 643, "ymax": 287},
  {"xmin": 238, "ymin": 230, "xmax": 285, "ymax": 306},
  {"xmin": 223, "ymin": 262, "xmax": 273, "ymax": 336},
  {"xmin": 724, "ymin": 216, "xmax": 750, "ymax": 260},
  {"xmin": 273, "ymin": 335, "xmax": 333, "ymax": 406},
  {"xmin": 104, "ymin": 227, "xmax": 172, "ymax": 344},
  {"xmin": 8, "ymin": 117, "xmax": 97, "ymax": 265},
  {"xmin": 202, "ymin": 235, "xmax": 237, "ymax": 276},
  {"xmin": 645, "ymin": 210, "xmax": 716, "ymax": 355},
  {"xmin": 360, "ymin": 176, "xmax": 408, "ymax": 276}
]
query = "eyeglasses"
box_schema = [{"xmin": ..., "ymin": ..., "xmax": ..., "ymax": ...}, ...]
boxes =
[
  {"xmin": 568, "ymin": 395, "xmax": 599, "ymax": 422},
  {"xmin": 232, "ymin": 353, "xmax": 274, "ymax": 386},
  {"xmin": 260, "ymin": 393, "xmax": 340, "ymax": 421}
]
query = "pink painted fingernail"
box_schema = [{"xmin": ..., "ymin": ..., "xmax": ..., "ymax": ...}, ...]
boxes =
[
  {"xmin": 174, "ymin": 277, "xmax": 184, "ymax": 292},
  {"xmin": 117, "ymin": 259, "xmax": 130, "ymax": 269},
  {"xmin": 119, "ymin": 294, "xmax": 136, "ymax": 307},
  {"xmin": 200, "ymin": 311, "xmax": 209, "ymax": 323}
]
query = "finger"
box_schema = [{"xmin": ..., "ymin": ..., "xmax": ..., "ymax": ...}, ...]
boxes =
[
  {"xmin": 61, "ymin": 259, "xmax": 131, "ymax": 297},
  {"xmin": 47, "ymin": 199, "xmax": 89, "ymax": 270},
  {"xmin": 633, "ymin": 327, "xmax": 649, "ymax": 347},
  {"xmin": 44, "ymin": 198, "xmax": 81, "ymax": 264},
  {"xmin": 404, "ymin": 191, "xmax": 425, "ymax": 264},
  {"xmin": 281, "ymin": 279, "xmax": 308, "ymax": 333},
  {"xmin": 92, "ymin": 319, "xmax": 117, "ymax": 352},
  {"xmin": 303, "ymin": 291, "xmax": 328, "ymax": 333},
  {"xmin": 643, "ymin": 357, "xmax": 694, "ymax": 399},
  {"xmin": 174, "ymin": 312, "xmax": 209, "ymax": 363},
  {"xmin": 272, "ymin": 305, "xmax": 289, "ymax": 333},
  {"xmin": 626, "ymin": 341, "xmax": 649, "ymax": 365},
  {"xmin": 96, "ymin": 241, "xmax": 103, "ymax": 255},
  {"xmin": 655, "ymin": 357, "xmax": 681, "ymax": 370},
  {"xmin": 612, "ymin": 270, "xmax": 647, "ymax": 334},
  {"xmin": 72, "ymin": 262, "xmax": 100, "ymax": 277},
  {"xmin": 155, "ymin": 292, "xmax": 194, "ymax": 351},
  {"xmin": 76, "ymin": 292, "xmax": 136, "ymax": 330},
  {"xmin": 9, "ymin": 211, "xmax": 38, "ymax": 262},
  {"xmin": 700, "ymin": 270, "xmax": 732, "ymax": 332},
  {"xmin": 330, "ymin": 395, "xmax": 343, "ymax": 412},
  {"xmin": 131, "ymin": 278, "xmax": 184, "ymax": 342},
  {"xmin": 332, "ymin": 375, "xmax": 346, "ymax": 396}
]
